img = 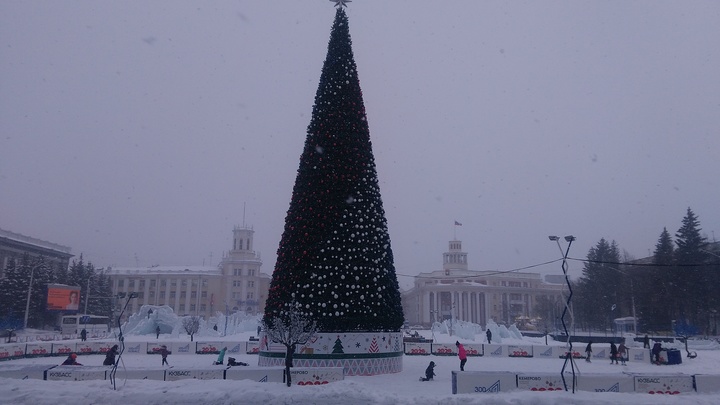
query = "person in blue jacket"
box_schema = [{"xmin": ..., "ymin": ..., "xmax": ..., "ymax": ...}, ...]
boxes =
[{"xmin": 215, "ymin": 347, "xmax": 227, "ymax": 365}]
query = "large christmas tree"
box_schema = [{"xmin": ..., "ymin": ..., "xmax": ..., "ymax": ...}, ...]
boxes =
[{"xmin": 264, "ymin": 6, "xmax": 404, "ymax": 332}]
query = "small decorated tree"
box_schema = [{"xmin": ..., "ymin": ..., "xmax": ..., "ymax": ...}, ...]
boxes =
[{"xmin": 263, "ymin": 303, "xmax": 318, "ymax": 387}]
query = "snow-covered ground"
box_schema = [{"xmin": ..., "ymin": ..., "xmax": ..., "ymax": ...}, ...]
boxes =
[{"xmin": 2, "ymin": 316, "xmax": 719, "ymax": 404}]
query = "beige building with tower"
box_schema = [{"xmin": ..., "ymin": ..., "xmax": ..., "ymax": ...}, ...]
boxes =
[
  {"xmin": 401, "ymin": 239, "xmax": 565, "ymax": 328},
  {"xmin": 106, "ymin": 225, "xmax": 271, "ymax": 320}
]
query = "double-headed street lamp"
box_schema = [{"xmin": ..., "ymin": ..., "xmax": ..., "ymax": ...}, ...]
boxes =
[{"xmin": 548, "ymin": 235, "xmax": 576, "ymax": 393}]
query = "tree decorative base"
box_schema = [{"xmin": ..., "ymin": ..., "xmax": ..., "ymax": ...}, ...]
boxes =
[{"xmin": 258, "ymin": 332, "xmax": 403, "ymax": 376}]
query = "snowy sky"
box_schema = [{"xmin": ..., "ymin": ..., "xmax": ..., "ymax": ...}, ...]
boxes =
[{"xmin": 1, "ymin": 1, "xmax": 719, "ymax": 289}]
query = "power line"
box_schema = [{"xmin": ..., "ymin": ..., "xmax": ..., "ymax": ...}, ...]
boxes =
[{"xmin": 394, "ymin": 258, "xmax": 563, "ymax": 279}]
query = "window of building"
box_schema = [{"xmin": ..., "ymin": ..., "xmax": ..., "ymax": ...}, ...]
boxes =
[
  {"xmin": 190, "ymin": 304, "xmax": 196, "ymax": 311},
  {"xmin": 171, "ymin": 280, "xmax": 177, "ymax": 287},
  {"xmin": 181, "ymin": 279, "xmax": 187, "ymax": 287},
  {"xmin": 200, "ymin": 304, "xmax": 206, "ymax": 311},
  {"xmin": 510, "ymin": 293, "xmax": 521, "ymax": 301},
  {"xmin": 160, "ymin": 291, "xmax": 165, "ymax": 299},
  {"xmin": 129, "ymin": 280, "xmax": 135, "ymax": 288},
  {"xmin": 233, "ymin": 268, "xmax": 241, "ymax": 276},
  {"xmin": 137, "ymin": 292, "xmax": 144, "ymax": 299},
  {"xmin": 170, "ymin": 291, "xmax": 176, "ymax": 299},
  {"xmin": 202, "ymin": 279, "xmax": 208, "ymax": 288},
  {"xmin": 247, "ymin": 292, "xmax": 254, "ymax": 300},
  {"xmin": 248, "ymin": 280, "xmax": 255, "ymax": 288},
  {"xmin": 180, "ymin": 291, "xmax": 186, "ymax": 299},
  {"xmin": 509, "ymin": 281, "xmax": 521, "ymax": 288},
  {"xmin": 149, "ymin": 291, "xmax": 155, "ymax": 298},
  {"xmin": 179, "ymin": 304, "xmax": 185, "ymax": 312},
  {"xmin": 118, "ymin": 280, "xmax": 124, "ymax": 288},
  {"xmin": 160, "ymin": 280, "xmax": 166, "ymax": 287},
  {"xmin": 150, "ymin": 279, "xmax": 156, "ymax": 288},
  {"xmin": 139, "ymin": 280, "xmax": 145, "ymax": 289},
  {"xmin": 201, "ymin": 291, "xmax": 207, "ymax": 298},
  {"xmin": 248, "ymin": 269, "xmax": 255, "ymax": 276},
  {"xmin": 191, "ymin": 291, "xmax": 197, "ymax": 299}
]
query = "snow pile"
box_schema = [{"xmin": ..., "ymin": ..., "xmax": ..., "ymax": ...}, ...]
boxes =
[{"xmin": 121, "ymin": 305, "xmax": 262, "ymax": 338}]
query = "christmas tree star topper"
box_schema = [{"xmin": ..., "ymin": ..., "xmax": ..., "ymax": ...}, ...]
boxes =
[{"xmin": 331, "ymin": 0, "xmax": 351, "ymax": 8}]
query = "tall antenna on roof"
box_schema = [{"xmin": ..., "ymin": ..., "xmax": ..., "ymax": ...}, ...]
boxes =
[{"xmin": 243, "ymin": 202, "xmax": 246, "ymax": 227}]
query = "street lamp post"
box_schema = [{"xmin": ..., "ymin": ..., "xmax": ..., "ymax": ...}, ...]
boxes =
[
  {"xmin": 23, "ymin": 263, "xmax": 45, "ymax": 330},
  {"xmin": 84, "ymin": 277, "xmax": 91, "ymax": 315},
  {"xmin": 548, "ymin": 234, "xmax": 577, "ymax": 393}
]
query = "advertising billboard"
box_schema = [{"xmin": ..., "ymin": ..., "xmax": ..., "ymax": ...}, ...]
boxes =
[{"xmin": 47, "ymin": 284, "xmax": 81, "ymax": 311}]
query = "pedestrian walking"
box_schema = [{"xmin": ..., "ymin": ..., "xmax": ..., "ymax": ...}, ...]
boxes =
[
  {"xmin": 618, "ymin": 342, "xmax": 627, "ymax": 365},
  {"xmin": 486, "ymin": 329, "xmax": 492, "ymax": 344},
  {"xmin": 156, "ymin": 325, "xmax": 161, "ymax": 339},
  {"xmin": 585, "ymin": 341, "xmax": 593, "ymax": 363},
  {"xmin": 610, "ymin": 342, "xmax": 619, "ymax": 364},
  {"xmin": 456, "ymin": 341, "xmax": 467, "ymax": 371},
  {"xmin": 80, "ymin": 328, "xmax": 87, "ymax": 342},
  {"xmin": 643, "ymin": 334, "xmax": 650, "ymax": 349},
  {"xmin": 159, "ymin": 345, "xmax": 171, "ymax": 366}
]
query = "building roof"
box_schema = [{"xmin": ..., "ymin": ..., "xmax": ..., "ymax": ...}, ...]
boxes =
[
  {"xmin": 0, "ymin": 227, "xmax": 73, "ymax": 257},
  {"xmin": 105, "ymin": 265, "xmax": 221, "ymax": 276}
]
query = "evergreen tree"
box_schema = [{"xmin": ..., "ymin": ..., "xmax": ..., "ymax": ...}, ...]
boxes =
[
  {"xmin": 91, "ymin": 270, "xmax": 114, "ymax": 319},
  {"xmin": 264, "ymin": 7, "xmax": 404, "ymax": 332},
  {"xmin": 674, "ymin": 207, "xmax": 707, "ymax": 331},
  {"xmin": 637, "ymin": 227, "xmax": 675, "ymax": 331},
  {"xmin": 0, "ymin": 254, "xmax": 51, "ymax": 329},
  {"xmin": 0, "ymin": 258, "xmax": 25, "ymax": 328},
  {"xmin": 576, "ymin": 238, "xmax": 623, "ymax": 330}
]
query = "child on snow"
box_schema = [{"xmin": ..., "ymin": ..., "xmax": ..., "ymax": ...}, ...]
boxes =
[
  {"xmin": 62, "ymin": 353, "xmax": 82, "ymax": 366},
  {"xmin": 227, "ymin": 357, "xmax": 249, "ymax": 367},
  {"xmin": 420, "ymin": 361, "xmax": 436, "ymax": 381}
]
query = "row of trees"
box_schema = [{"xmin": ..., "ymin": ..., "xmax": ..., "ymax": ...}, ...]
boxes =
[
  {"xmin": 0, "ymin": 254, "xmax": 113, "ymax": 330},
  {"xmin": 556, "ymin": 207, "xmax": 720, "ymax": 336}
]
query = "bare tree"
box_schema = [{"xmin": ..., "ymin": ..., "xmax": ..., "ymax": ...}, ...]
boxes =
[
  {"xmin": 182, "ymin": 316, "xmax": 200, "ymax": 341},
  {"xmin": 262, "ymin": 305, "xmax": 318, "ymax": 387}
]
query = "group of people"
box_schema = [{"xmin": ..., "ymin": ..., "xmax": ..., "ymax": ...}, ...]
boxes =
[
  {"xmin": 584, "ymin": 340, "xmax": 628, "ymax": 365},
  {"xmin": 60, "ymin": 344, "xmax": 120, "ymax": 367}
]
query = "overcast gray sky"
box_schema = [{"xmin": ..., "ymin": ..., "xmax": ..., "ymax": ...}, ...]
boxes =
[{"xmin": 2, "ymin": 1, "xmax": 719, "ymax": 289}]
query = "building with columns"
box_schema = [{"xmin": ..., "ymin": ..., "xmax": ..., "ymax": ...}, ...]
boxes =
[
  {"xmin": 106, "ymin": 226, "xmax": 271, "ymax": 320},
  {"xmin": 401, "ymin": 239, "xmax": 565, "ymax": 328}
]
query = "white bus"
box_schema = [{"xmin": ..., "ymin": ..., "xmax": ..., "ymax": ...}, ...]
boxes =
[{"xmin": 61, "ymin": 314, "xmax": 111, "ymax": 335}]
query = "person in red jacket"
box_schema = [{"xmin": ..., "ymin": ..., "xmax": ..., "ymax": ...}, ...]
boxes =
[{"xmin": 456, "ymin": 341, "xmax": 467, "ymax": 371}]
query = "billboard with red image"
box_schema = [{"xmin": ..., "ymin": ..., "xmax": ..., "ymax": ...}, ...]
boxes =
[{"xmin": 47, "ymin": 284, "xmax": 81, "ymax": 311}]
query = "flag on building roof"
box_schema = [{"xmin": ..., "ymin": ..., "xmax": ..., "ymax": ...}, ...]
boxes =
[{"xmin": 454, "ymin": 221, "xmax": 462, "ymax": 226}]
